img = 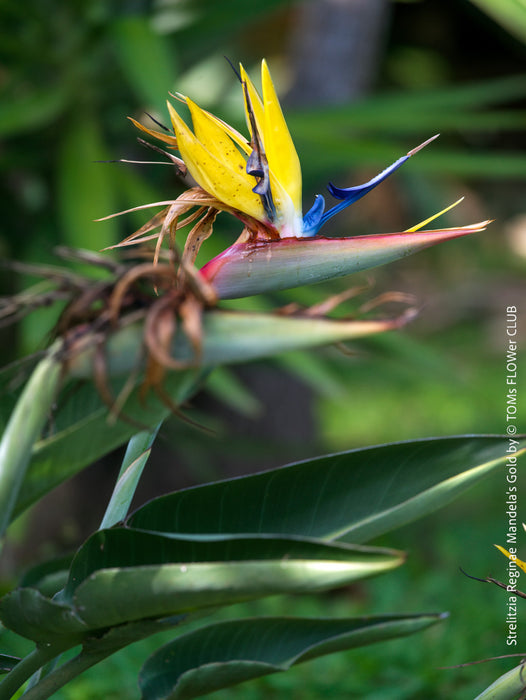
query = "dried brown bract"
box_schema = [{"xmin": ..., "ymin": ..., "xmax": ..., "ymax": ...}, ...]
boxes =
[{"xmin": 3, "ymin": 239, "xmax": 218, "ymax": 422}]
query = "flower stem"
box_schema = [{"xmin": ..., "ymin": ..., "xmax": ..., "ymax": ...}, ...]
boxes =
[
  {"xmin": 99, "ymin": 422, "xmax": 162, "ymax": 529},
  {"xmin": 0, "ymin": 643, "xmax": 67, "ymax": 700},
  {"xmin": 18, "ymin": 647, "xmax": 116, "ymax": 700}
]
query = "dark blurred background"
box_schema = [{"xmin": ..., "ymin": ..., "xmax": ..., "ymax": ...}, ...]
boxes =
[{"xmin": 1, "ymin": 1, "xmax": 525, "ymax": 697}]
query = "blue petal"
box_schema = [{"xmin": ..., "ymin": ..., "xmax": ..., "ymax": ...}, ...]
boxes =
[
  {"xmin": 319, "ymin": 135, "xmax": 440, "ymax": 230},
  {"xmin": 328, "ymin": 154, "xmax": 410, "ymax": 201},
  {"xmin": 320, "ymin": 154, "xmax": 409, "ymax": 228},
  {"xmin": 301, "ymin": 194, "xmax": 325, "ymax": 237}
]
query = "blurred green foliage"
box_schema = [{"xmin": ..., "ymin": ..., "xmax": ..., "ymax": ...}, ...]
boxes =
[{"xmin": 1, "ymin": 0, "xmax": 525, "ymax": 698}]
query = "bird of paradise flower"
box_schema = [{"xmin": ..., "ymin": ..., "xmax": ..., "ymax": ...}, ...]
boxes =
[{"xmin": 101, "ymin": 59, "xmax": 490, "ymax": 301}]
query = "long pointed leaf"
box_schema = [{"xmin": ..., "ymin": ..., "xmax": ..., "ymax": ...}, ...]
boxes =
[
  {"xmin": 0, "ymin": 588, "xmax": 88, "ymax": 643},
  {"xmin": 72, "ymin": 555, "xmax": 401, "ymax": 630},
  {"xmin": 68, "ymin": 308, "xmax": 414, "ymax": 380},
  {"xmin": 64, "ymin": 529, "xmax": 403, "ymax": 629},
  {"xmin": 128, "ymin": 436, "xmax": 524, "ymax": 543},
  {"xmin": 139, "ymin": 613, "xmax": 446, "ymax": 699},
  {"xmin": 287, "ymin": 75, "xmax": 526, "ymax": 126}
]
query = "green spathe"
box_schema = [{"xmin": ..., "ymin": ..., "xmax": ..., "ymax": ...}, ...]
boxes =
[{"xmin": 201, "ymin": 225, "xmax": 487, "ymax": 299}]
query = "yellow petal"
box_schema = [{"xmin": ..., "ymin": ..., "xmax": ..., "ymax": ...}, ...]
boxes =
[
  {"xmin": 495, "ymin": 544, "xmax": 526, "ymax": 574},
  {"xmin": 166, "ymin": 101, "xmax": 265, "ymax": 222},
  {"xmin": 405, "ymin": 198, "xmax": 464, "ymax": 233},
  {"xmin": 202, "ymin": 111, "xmax": 251, "ymax": 155},
  {"xmin": 261, "ymin": 59, "xmax": 302, "ymax": 218},
  {"xmin": 239, "ymin": 63, "xmax": 266, "ymax": 143},
  {"xmin": 239, "ymin": 62, "xmax": 300, "ymax": 235},
  {"xmin": 186, "ymin": 98, "xmax": 249, "ymax": 173}
]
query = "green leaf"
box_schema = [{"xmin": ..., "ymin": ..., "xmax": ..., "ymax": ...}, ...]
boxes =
[
  {"xmin": 0, "ymin": 588, "xmax": 87, "ymax": 643},
  {"xmin": 205, "ymin": 367, "xmax": 262, "ymax": 418},
  {"xmin": 0, "ymin": 86, "xmax": 68, "ymax": 137},
  {"xmin": 290, "ymin": 75, "xmax": 526, "ymax": 122},
  {"xmin": 129, "ymin": 436, "xmax": 524, "ymax": 543},
  {"xmin": 284, "ymin": 75, "xmax": 526, "ymax": 180},
  {"xmin": 467, "ymin": 0, "xmax": 526, "ymax": 44},
  {"xmin": 474, "ymin": 662, "xmax": 526, "ymax": 699},
  {"xmin": 65, "ymin": 529, "xmax": 402, "ymax": 629},
  {"xmin": 166, "ymin": 0, "xmax": 294, "ymax": 65},
  {"xmin": 276, "ymin": 351, "xmax": 345, "ymax": 398},
  {"xmin": 111, "ymin": 15, "xmax": 177, "ymax": 112},
  {"xmin": 66, "ymin": 529, "xmax": 402, "ymax": 594},
  {"xmin": 291, "ymin": 108, "xmax": 526, "ymax": 136},
  {"xmin": 57, "ymin": 114, "xmax": 118, "ymax": 253},
  {"xmin": 287, "ymin": 74, "xmax": 526, "ymax": 137},
  {"xmin": 391, "ymin": 148, "xmax": 526, "ymax": 179},
  {"xmin": 19, "ymin": 553, "xmax": 73, "ymax": 597},
  {"xmin": 68, "ymin": 309, "xmax": 415, "ymax": 381},
  {"xmin": 0, "ymin": 655, "xmax": 20, "ymax": 675},
  {"xmin": 296, "ymin": 136, "xmax": 526, "ymax": 179},
  {"xmin": 12, "ymin": 369, "xmax": 203, "ymax": 520},
  {"xmin": 139, "ymin": 613, "xmax": 446, "ymax": 699},
  {"xmin": 0, "ymin": 355, "xmax": 40, "ymax": 433},
  {"xmin": 0, "ymin": 342, "xmax": 63, "ymax": 537}
]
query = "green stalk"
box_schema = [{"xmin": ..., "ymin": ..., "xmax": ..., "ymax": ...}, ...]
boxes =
[
  {"xmin": 0, "ymin": 643, "xmax": 68, "ymax": 700},
  {"xmin": 17, "ymin": 648, "xmax": 115, "ymax": 700},
  {"xmin": 0, "ymin": 341, "xmax": 64, "ymax": 539},
  {"xmin": 17, "ymin": 613, "xmax": 195, "ymax": 700},
  {"xmin": 99, "ymin": 422, "xmax": 162, "ymax": 529}
]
